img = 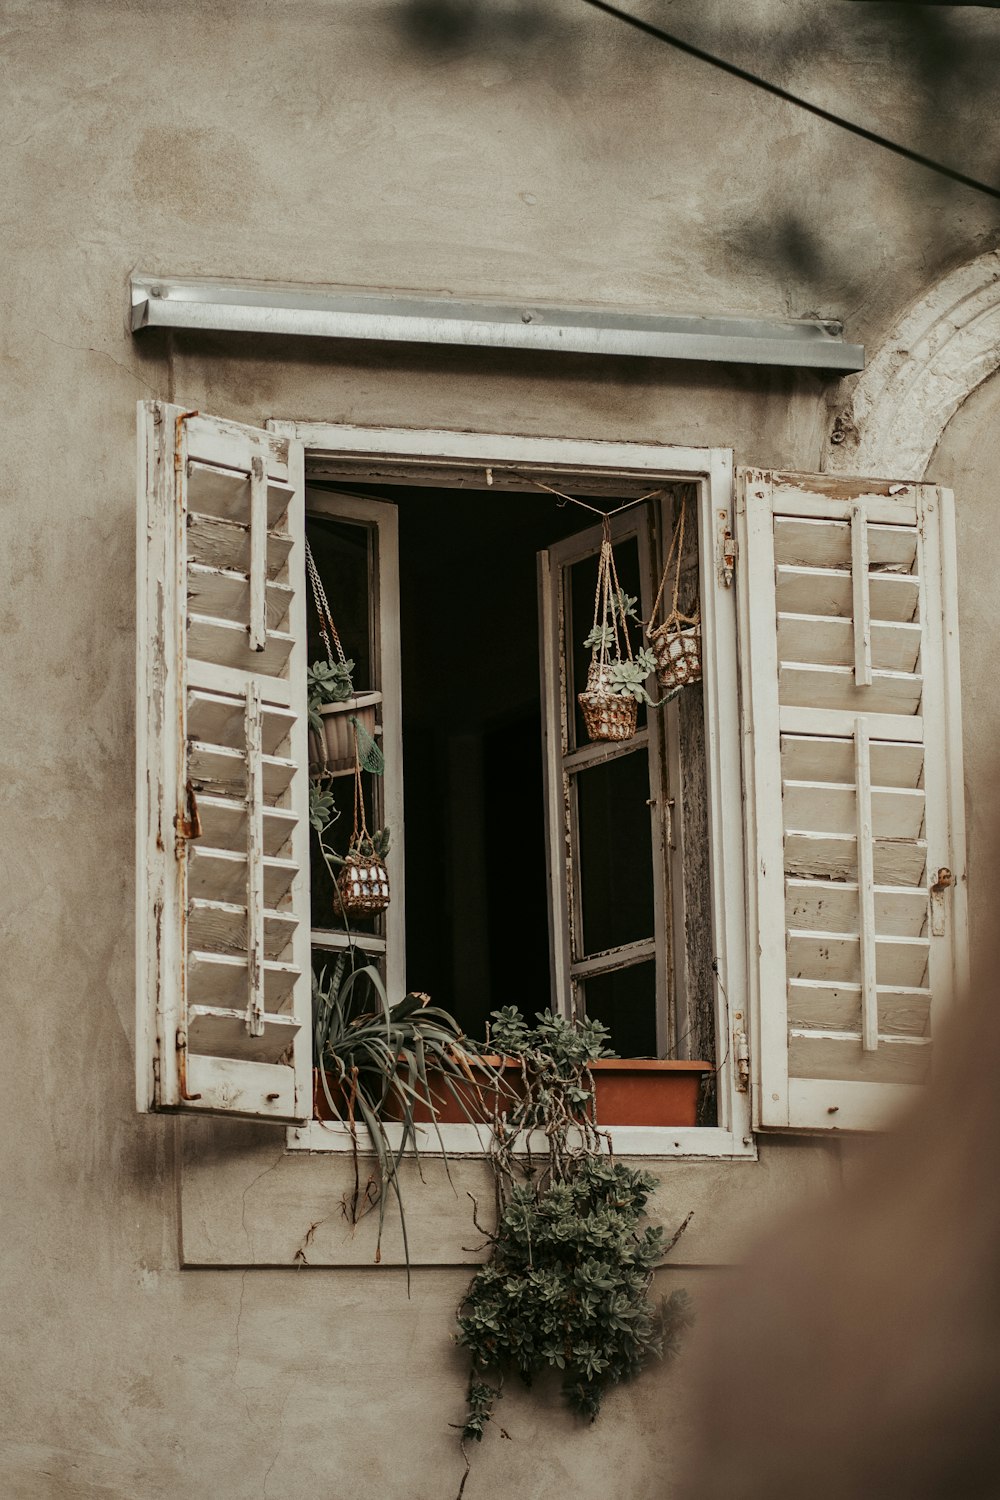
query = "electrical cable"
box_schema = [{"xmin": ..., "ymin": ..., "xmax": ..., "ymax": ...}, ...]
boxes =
[{"xmin": 578, "ymin": 0, "xmax": 1000, "ymax": 202}]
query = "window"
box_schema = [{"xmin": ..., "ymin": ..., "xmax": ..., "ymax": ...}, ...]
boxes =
[
  {"xmin": 136, "ymin": 406, "xmax": 968, "ymax": 1153},
  {"xmin": 303, "ymin": 482, "xmax": 710, "ymax": 1070}
]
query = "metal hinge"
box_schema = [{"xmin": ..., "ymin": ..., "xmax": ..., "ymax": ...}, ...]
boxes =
[
  {"xmin": 718, "ymin": 515, "xmax": 737, "ymax": 587},
  {"xmin": 175, "ymin": 780, "xmax": 203, "ymax": 845},
  {"xmin": 930, "ymin": 866, "xmax": 952, "ymax": 938},
  {"xmin": 735, "ymin": 1029, "xmax": 750, "ymax": 1092}
]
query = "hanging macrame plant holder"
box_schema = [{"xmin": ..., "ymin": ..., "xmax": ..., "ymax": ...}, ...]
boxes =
[
  {"xmin": 646, "ymin": 495, "xmax": 702, "ymax": 692},
  {"xmin": 334, "ymin": 747, "xmax": 391, "ymax": 918},
  {"xmin": 577, "ymin": 521, "xmax": 639, "ymax": 744},
  {"xmin": 306, "ymin": 538, "xmax": 382, "ymax": 776}
]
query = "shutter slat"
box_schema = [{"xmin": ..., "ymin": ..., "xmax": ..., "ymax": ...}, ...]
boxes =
[
  {"xmin": 188, "ymin": 1007, "xmax": 301, "ymax": 1064},
  {"xmin": 187, "ymin": 563, "xmax": 292, "ymax": 632},
  {"xmin": 779, "ymin": 662, "xmax": 922, "ymax": 716},
  {"xmin": 780, "ymin": 734, "xmax": 924, "ymax": 787},
  {"xmin": 196, "ymin": 795, "xmax": 295, "ymax": 857},
  {"xmin": 188, "ymin": 898, "xmax": 297, "ymax": 961},
  {"xmin": 786, "ymin": 932, "xmax": 930, "ymax": 988},
  {"xmin": 782, "ymin": 781, "xmax": 925, "ymax": 838},
  {"xmin": 188, "ymin": 741, "xmax": 295, "ymax": 799},
  {"xmin": 783, "ymin": 830, "xmax": 927, "ymax": 885},
  {"xmin": 777, "ymin": 614, "xmax": 921, "ymax": 673},
  {"xmin": 188, "ymin": 952, "xmax": 300, "ymax": 1009},
  {"xmin": 188, "ymin": 511, "xmax": 292, "ymax": 577},
  {"xmin": 776, "ymin": 566, "xmax": 919, "ymax": 622},
  {"xmin": 186, "ymin": 691, "xmax": 294, "ymax": 755},
  {"xmin": 788, "ymin": 1032, "xmax": 930, "ymax": 1085},
  {"xmin": 774, "ymin": 515, "xmax": 917, "ymax": 570},
  {"xmin": 737, "ymin": 468, "xmax": 966, "ymax": 1131},
  {"xmin": 188, "ymin": 614, "xmax": 294, "ymax": 675},
  {"xmin": 787, "ymin": 979, "xmax": 931, "ymax": 1036},
  {"xmin": 187, "ymin": 459, "xmax": 294, "ymax": 528},
  {"xmin": 137, "ymin": 402, "xmax": 312, "ymax": 1123},
  {"xmin": 785, "ymin": 879, "xmax": 927, "ymax": 936}
]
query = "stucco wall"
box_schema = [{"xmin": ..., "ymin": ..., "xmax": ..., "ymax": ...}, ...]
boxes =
[{"xmin": 2, "ymin": 2, "xmax": 998, "ymax": 1495}]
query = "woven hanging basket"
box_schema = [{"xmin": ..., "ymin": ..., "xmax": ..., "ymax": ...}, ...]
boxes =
[
  {"xmin": 578, "ymin": 524, "xmax": 640, "ymax": 745},
  {"xmin": 647, "ymin": 494, "xmax": 702, "ymax": 692},
  {"xmin": 334, "ymin": 849, "xmax": 391, "ymax": 916},
  {"xmin": 578, "ymin": 664, "xmax": 639, "ymax": 743},
  {"xmin": 648, "ymin": 619, "xmax": 701, "ymax": 691},
  {"xmin": 333, "ymin": 756, "xmax": 391, "ymax": 917}
]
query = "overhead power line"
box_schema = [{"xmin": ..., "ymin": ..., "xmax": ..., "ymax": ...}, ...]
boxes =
[{"xmin": 578, "ymin": 0, "xmax": 1000, "ymax": 202}]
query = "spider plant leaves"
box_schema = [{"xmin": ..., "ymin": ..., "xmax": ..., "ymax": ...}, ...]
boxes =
[{"xmin": 312, "ymin": 959, "xmax": 508, "ymax": 1278}]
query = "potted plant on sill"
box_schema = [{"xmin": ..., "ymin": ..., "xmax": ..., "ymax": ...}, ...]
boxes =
[
  {"xmin": 312, "ymin": 957, "xmax": 509, "ymax": 1270},
  {"xmin": 455, "ymin": 1005, "xmax": 694, "ymax": 1479}
]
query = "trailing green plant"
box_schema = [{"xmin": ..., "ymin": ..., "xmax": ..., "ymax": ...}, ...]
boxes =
[
  {"xmin": 455, "ymin": 1007, "xmax": 693, "ymax": 1466},
  {"xmin": 313, "ymin": 958, "xmax": 508, "ymax": 1276},
  {"xmin": 307, "ymin": 656, "xmax": 355, "ymax": 732}
]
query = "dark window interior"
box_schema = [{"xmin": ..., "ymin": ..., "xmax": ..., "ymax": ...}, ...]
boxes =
[
  {"xmin": 306, "ymin": 480, "xmax": 716, "ymax": 1082},
  {"xmin": 393, "ymin": 487, "xmax": 584, "ymax": 1040}
]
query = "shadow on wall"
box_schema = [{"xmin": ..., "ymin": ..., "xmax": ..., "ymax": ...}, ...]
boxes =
[
  {"xmin": 681, "ymin": 837, "xmax": 1000, "ymax": 1498},
  {"xmin": 392, "ymin": 0, "xmax": 1000, "ymax": 295}
]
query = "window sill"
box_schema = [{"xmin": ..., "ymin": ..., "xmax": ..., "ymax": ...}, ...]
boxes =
[
  {"xmin": 181, "ymin": 1115, "xmax": 849, "ymax": 1269},
  {"xmin": 286, "ymin": 1120, "xmax": 757, "ymax": 1160}
]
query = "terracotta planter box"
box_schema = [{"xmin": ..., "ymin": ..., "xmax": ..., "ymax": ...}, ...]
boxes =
[
  {"xmin": 590, "ymin": 1059, "xmax": 711, "ymax": 1127},
  {"xmin": 313, "ymin": 1058, "xmax": 711, "ymax": 1128},
  {"xmin": 308, "ymin": 691, "xmax": 382, "ymax": 775},
  {"xmin": 312, "ymin": 1058, "xmax": 518, "ymax": 1126}
]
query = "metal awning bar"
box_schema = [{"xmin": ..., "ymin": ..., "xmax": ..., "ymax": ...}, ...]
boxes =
[{"xmin": 130, "ymin": 275, "xmax": 864, "ymax": 372}]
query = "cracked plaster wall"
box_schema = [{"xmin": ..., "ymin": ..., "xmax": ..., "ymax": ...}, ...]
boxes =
[{"xmin": 1, "ymin": 2, "xmax": 998, "ymax": 1496}]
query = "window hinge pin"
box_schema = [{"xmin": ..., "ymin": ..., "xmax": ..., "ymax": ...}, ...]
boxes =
[{"xmin": 720, "ymin": 528, "xmax": 737, "ymax": 587}]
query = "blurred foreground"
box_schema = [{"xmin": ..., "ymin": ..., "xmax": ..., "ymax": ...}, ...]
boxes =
[{"xmin": 685, "ymin": 900, "xmax": 999, "ymax": 1498}]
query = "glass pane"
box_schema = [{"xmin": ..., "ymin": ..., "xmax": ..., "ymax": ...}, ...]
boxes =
[
  {"xmin": 576, "ymin": 751, "xmax": 654, "ymax": 954},
  {"xmin": 569, "ymin": 534, "xmax": 646, "ymax": 750},
  {"xmin": 582, "ymin": 961, "xmax": 658, "ymax": 1057},
  {"xmin": 305, "ymin": 510, "xmax": 374, "ymax": 693}
]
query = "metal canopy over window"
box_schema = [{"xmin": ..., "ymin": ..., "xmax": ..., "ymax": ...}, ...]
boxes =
[{"xmin": 129, "ymin": 274, "xmax": 865, "ymax": 372}]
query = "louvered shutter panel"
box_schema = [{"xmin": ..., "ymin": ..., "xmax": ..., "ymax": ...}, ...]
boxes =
[
  {"xmin": 136, "ymin": 402, "xmax": 312, "ymax": 1123},
  {"xmin": 736, "ymin": 470, "xmax": 967, "ymax": 1132}
]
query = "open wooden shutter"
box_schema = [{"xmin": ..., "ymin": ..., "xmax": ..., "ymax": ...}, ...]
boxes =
[
  {"xmin": 737, "ymin": 470, "xmax": 967, "ymax": 1131},
  {"xmin": 136, "ymin": 402, "xmax": 312, "ymax": 1122}
]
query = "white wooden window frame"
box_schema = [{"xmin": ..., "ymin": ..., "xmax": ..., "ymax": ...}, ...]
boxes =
[
  {"xmin": 306, "ymin": 490, "xmax": 407, "ymax": 1003},
  {"xmin": 270, "ymin": 422, "xmax": 754, "ymax": 1160}
]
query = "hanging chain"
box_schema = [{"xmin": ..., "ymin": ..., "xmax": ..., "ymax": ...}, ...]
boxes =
[{"xmin": 305, "ymin": 538, "xmax": 348, "ymax": 669}]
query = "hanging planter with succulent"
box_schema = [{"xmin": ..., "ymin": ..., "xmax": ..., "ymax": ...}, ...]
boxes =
[
  {"xmin": 647, "ymin": 493, "xmax": 702, "ymax": 693},
  {"xmin": 306, "ymin": 538, "xmax": 383, "ymax": 775},
  {"xmin": 578, "ymin": 520, "xmax": 659, "ymax": 744}
]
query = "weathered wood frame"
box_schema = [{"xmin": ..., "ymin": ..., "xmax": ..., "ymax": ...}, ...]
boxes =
[
  {"xmin": 136, "ymin": 402, "xmax": 313, "ymax": 1123},
  {"xmin": 270, "ymin": 423, "xmax": 753, "ymax": 1159},
  {"xmin": 538, "ymin": 504, "xmax": 673, "ymax": 1054}
]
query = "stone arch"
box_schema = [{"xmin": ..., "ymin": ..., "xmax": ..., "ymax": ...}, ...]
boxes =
[{"xmin": 823, "ymin": 247, "xmax": 1000, "ymax": 481}]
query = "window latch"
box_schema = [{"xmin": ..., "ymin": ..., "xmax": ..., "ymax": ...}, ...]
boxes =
[{"xmin": 735, "ymin": 1029, "xmax": 750, "ymax": 1092}]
